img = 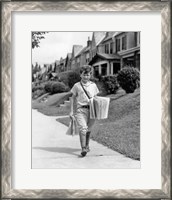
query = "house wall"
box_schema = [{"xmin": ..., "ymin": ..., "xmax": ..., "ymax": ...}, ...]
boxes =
[
  {"xmin": 127, "ymin": 32, "xmax": 135, "ymax": 49},
  {"xmin": 99, "ymin": 38, "xmax": 114, "ymax": 54}
]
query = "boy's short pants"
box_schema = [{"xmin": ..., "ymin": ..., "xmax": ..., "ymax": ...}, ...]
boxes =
[{"xmin": 75, "ymin": 106, "xmax": 95, "ymax": 135}]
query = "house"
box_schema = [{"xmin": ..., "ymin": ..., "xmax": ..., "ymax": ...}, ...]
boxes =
[
  {"xmin": 70, "ymin": 37, "xmax": 92, "ymax": 71},
  {"xmin": 44, "ymin": 31, "xmax": 140, "ymax": 80},
  {"xmin": 83, "ymin": 37, "xmax": 92, "ymax": 64},
  {"xmin": 54, "ymin": 60, "xmax": 60, "ymax": 73},
  {"xmin": 71, "ymin": 45, "xmax": 83, "ymax": 70},
  {"xmin": 65, "ymin": 53, "xmax": 72, "ymax": 71},
  {"xmin": 75, "ymin": 46, "xmax": 87, "ymax": 68},
  {"xmin": 114, "ymin": 32, "xmax": 140, "ymax": 69},
  {"xmin": 54, "ymin": 57, "xmax": 66, "ymax": 73},
  {"xmin": 88, "ymin": 31, "xmax": 140, "ymax": 77},
  {"xmin": 89, "ymin": 32, "xmax": 121, "ymax": 77},
  {"xmin": 90, "ymin": 32, "xmax": 106, "ymax": 59},
  {"xmin": 59, "ymin": 57, "xmax": 66, "ymax": 72}
]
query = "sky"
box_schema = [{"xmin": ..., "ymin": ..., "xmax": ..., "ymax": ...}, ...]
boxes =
[{"xmin": 32, "ymin": 32, "xmax": 93, "ymax": 66}]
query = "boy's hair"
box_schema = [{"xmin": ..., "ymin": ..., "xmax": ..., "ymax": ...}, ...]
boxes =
[{"xmin": 80, "ymin": 65, "xmax": 92, "ymax": 74}]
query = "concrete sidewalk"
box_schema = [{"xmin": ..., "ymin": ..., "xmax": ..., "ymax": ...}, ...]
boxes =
[{"xmin": 32, "ymin": 109, "xmax": 140, "ymax": 169}]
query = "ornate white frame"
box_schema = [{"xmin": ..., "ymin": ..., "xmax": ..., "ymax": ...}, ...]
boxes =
[{"xmin": 1, "ymin": 1, "xmax": 171, "ymax": 199}]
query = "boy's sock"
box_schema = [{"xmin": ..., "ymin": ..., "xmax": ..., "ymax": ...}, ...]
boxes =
[
  {"xmin": 79, "ymin": 133, "xmax": 87, "ymax": 157},
  {"xmin": 86, "ymin": 131, "xmax": 91, "ymax": 152}
]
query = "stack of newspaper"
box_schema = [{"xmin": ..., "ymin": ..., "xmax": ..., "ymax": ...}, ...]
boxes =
[{"xmin": 89, "ymin": 96, "xmax": 110, "ymax": 119}]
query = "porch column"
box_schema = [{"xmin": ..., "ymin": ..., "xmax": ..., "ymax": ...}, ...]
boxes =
[
  {"xmin": 107, "ymin": 62, "xmax": 110, "ymax": 75},
  {"xmin": 98, "ymin": 65, "xmax": 101, "ymax": 75},
  {"xmin": 111, "ymin": 62, "xmax": 113, "ymax": 75},
  {"xmin": 120, "ymin": 58, "xmax": 123, "ymax": 68}
]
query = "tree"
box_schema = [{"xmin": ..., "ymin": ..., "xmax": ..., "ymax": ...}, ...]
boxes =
[{"xmin": 32, "ymin": 32, "xmax": 48, "ymax": 49}]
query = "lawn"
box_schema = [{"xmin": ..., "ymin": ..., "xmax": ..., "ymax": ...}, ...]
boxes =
[
  {"xmin": 32, "ymin": 88, "xmax": 140, "ymax": 160},
  {"xmin": 32, "ymin": 92, "xmax": 72, "ymax": 116}
]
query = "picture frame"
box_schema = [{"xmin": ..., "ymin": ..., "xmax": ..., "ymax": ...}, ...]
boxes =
[{"xmin": 1, "ymin": 0, "xmax": 171, "ymax": 199}]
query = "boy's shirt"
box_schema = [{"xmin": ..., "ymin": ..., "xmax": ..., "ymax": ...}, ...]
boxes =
[{"xmin": 71, "ymin": 81, "xmax": 99, "ymax": 108}]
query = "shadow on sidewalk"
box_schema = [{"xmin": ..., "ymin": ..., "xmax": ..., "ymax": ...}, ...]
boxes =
[{"xmin": 33, "ymin": 146, "xmax": 80, "ymax": 156}]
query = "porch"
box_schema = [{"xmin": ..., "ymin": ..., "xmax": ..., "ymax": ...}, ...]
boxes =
[{"xmin": 89, "ymin": 53, "xmax": 121, "ymax": 78}]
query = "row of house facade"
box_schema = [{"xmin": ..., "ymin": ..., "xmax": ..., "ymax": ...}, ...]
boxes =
[{"xmin": 33, "ymin": 31, "xmax": 140, "ymax": 81}]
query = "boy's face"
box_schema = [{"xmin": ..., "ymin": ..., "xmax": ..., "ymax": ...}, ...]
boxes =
[{"xmin": 80, "ymin": 72, "xmax": 91, "ymax": 82}]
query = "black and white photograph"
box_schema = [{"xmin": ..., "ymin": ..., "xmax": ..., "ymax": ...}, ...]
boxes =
[{"xmin": 32, "ymin": 31, "xmax": 140, "ymax": 169}]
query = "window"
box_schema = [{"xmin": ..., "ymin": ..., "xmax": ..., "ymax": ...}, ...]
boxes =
[
  {"xmin": 113, "ymin": 63, "xmax": 120, "ymax": 74},
  {"xmin": 101, "ymin": 64, "xmax": 107, "ymax": 76},
  {"xmin": 137, "ymin": 32, "xmax": 140, "ymax": 45},
  {"xmin": 122, "ymin": 36, "xmax": 127, "ymax": 50},
  {"xmin": 86, "ymin": 58, "xmax": 89, "ymax": 63},
  {"xmin": 77, "ymin": 57, "xmax": 80, "ymax": 63},
  {"xmin": 72, "ymin": 60, "xmax": 75, "ymax": 65},
  {"xmin": 94, "ymin": 66, "xmax": 99, "ymax": 77},
  {"xmin": 116, "ymin": 38, "xmax": 120, "ymax": 52},
  {"xmin": 110, "ymin": 42, "xmax": 113, "ymax": 54},
  {"xmin": 105, "ymin": 44, "xmax": 109, "ymax": 54},
  {"xmin": 86, "ymin": 53, "xmax": 89, "ymax": 63},
  {"xmin": 135, "ymin": 32, "xmax": 140, "ymax": 46}
]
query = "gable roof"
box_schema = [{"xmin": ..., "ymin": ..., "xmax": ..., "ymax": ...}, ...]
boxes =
[
  {"xmin": 84, "ymin": 45, "xmax": 91, "ymax": 52},
  {"xmin": 72, "ymin": 45, "xmax": 83, "ymax": 57},
  {"xmin": 92, "ymin": 32, "xmax": 106, "ymax": 47},
  {"xmin": 113, "ymin": 32, "xmax": 123, "ymax": 37},
  {"xmin": 55, "ymin": 60, "xmax": 60, "ymax": 65},
  {"xmin": 75, "ymin": 46, "xmax": 87, "ymax": 57},
  {"xmin": 89, "ymin": 52, "xmax": 121, "ymax": 65},
  {"xmin": 102, "ymin": 32, "xmax": 117, "ymax": 42},
  {"xmin": 97, "ymin": 53, "xmax": 121, "ymax": 59},
  {"xmin": 67, "ymin": 53, "xmax": 72, "ymax": 59}
]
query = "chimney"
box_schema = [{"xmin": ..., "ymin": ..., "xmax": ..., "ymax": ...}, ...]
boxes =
[{"xmin": 87, "ymin": 37, "xmax": 91, "ymax": 47}]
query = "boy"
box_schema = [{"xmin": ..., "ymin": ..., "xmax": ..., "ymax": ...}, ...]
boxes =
[{"xmin": 70, "ymin": 65, "xmax": 99, "ymax": 157}]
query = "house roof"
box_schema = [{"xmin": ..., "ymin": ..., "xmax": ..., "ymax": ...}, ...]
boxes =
[
  {"xmin": 75, "ymin": 46, "xmax": 87, "ymax": 57},
  {"xmin": 102, "ymin": 32, "xmax": 116, "ymax": 42},
  {"xmin": 92, "ymin": 32, "xmax": 106, "ymax": 46},
  {"xmin": 60, "ymin": 57, "xmax": 66, "ymax": 64},
  {"xmin": 67, "ymin": 53, "xmax": 72, "ymax": 59},
  {"xmin": 89, "ymin": 53, "xmax": 121, "ymax": 65},
  {"xmin": 55, "ymin": 60, "xmax": 60, "ymax": 65},
  {"xmin": 84, "ymin": 43, "xmax": 92, "ymax": 52},
  {"xmin": 72, "ymin": 45, "xmax": 83, "ymax": 57},
  {"xmin": 113, "ymin": 31, "xmax": 123, "ymax": 37},
  {"xmin": 97, "ymin": 53, "xmax": 121, "ymax": 59}
]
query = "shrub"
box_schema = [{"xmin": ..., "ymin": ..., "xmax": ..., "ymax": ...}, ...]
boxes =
[
  {"xmin": 117, "ymin": 66, "xmax": 140, "ymax": 93},
  {"xmin": 68, "ymin": 71, "xmax": 81, "ymax": 88},
  {"xmin": 58, "ymin": 70, "xmax": 81, "ymax": 88},
  {"xmin": 32, "ymin": 89, "xmax": 45, "ymax": 99},
  {"xmin": 32, "ymin": 83, "xmax": 45, "ymax": 93},
  {"xmin": 44, "ymin": 81, "xmax": 54, "ymax": 93},
  {"xmin": 102, "ymin": 75, "xmax": 119, "ymax": 94},
  {"xmin": 90, "ymin": 77, "xmax": 99, "ymax": 83},
  {"xmin": 51, "ymin": 81, "xmax": 67, "ymax": 94}
]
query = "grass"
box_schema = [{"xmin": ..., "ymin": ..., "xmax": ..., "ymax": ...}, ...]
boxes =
[
  {"xmin": 32, "ymin": 88, "xmax": 140, "ymax": 160},
  {"xmin": 32, "ymin": 92, "xmax": 72, "ymax": 116}
]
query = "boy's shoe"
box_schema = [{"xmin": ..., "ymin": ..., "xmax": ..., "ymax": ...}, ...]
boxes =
[{"xmin": 81, "ymin": 147, "xmax": 87, "ymax": 157}]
